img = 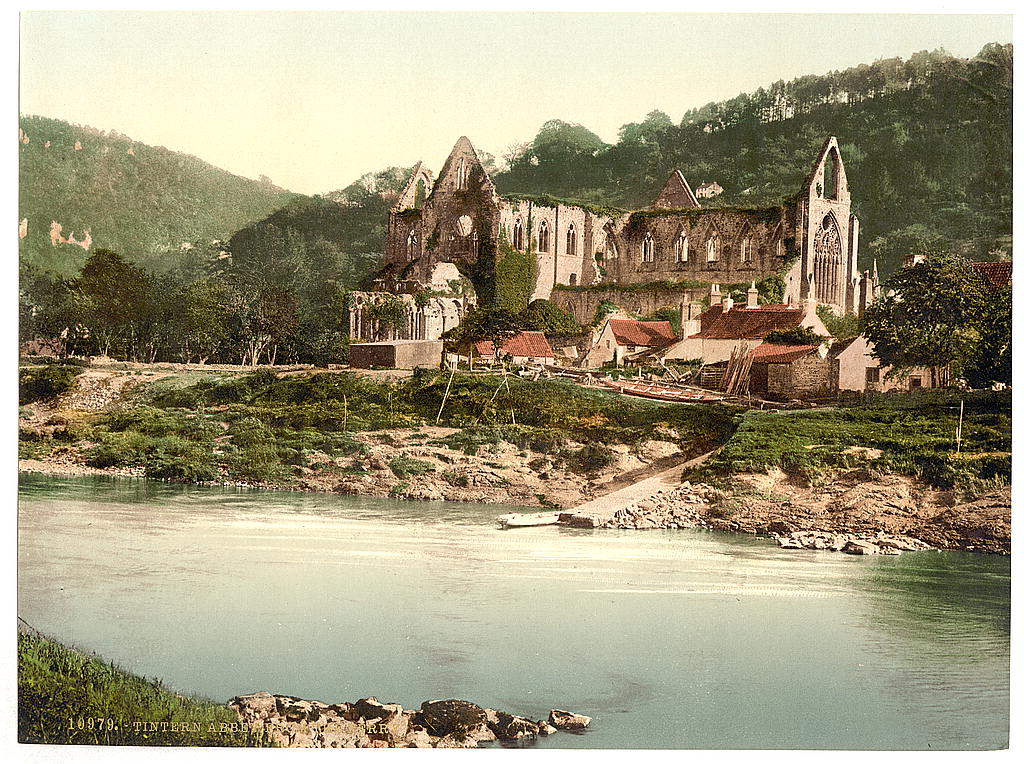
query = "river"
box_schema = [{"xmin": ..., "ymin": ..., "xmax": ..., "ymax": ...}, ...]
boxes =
[{"xmin": 17, "ymin": 474, "xmax": 1009, "ymax": 750}]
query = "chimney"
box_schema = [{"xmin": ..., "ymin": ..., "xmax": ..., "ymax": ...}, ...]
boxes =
[
  {"xmin": 722, "ymin": 294, "xmax": 734, "ymax": 312},
  {"xmin": 709, "ymin": 284, "xmax": 722, "ymax": 305},
  {"xmin": 746, "ymin": 280, "xmax": 759, "ymax": 309}
]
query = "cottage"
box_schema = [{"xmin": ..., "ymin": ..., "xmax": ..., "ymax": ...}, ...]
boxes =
[
  {"xmin": 475, "ymin": 331, "xmax": 554, "ymax": 366},
  {"xmin": 582, "ymin": 318, "xmax": 677, "ymax": 368},
  {"xmin": 748, "ymin": 342, "xmax": 832, "ymax": 399},
  {"xmin": 659, "ymin": 283, "xmax": 832, "ymax": 364},
  {"xmin": 829, "ymin": 336, "xmax": 938, "ymax": 392},
  {"xmin": 694, "ymin": 181, "xmax": 724, "ymax": 199}
]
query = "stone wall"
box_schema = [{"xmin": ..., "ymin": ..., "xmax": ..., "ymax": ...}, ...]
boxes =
[
  {"xmin": 766, "ymin": 356, "xmax": 833, "ymax": 398},
  {"xmin": 349, "ymin": 340, "xmax": 442, "ymax": 370},
  {"xmin": 550, "ymin": 284, "xmax": 702, "ymax": 326}
]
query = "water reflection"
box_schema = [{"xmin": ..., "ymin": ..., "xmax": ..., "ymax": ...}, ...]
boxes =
[{"xmin": 17, "ymin": 474, "xmax": 1010, "ymax": 750}]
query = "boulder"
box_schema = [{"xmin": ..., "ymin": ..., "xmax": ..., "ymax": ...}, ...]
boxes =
[
  {"xmin": 485, "ymin": 709, "xmax": 539, "ymax": 740},
  {"xmin": 842, "ymin": 539, "xmax": 880, "ymax": 555},
  {"xmin": 548, "ymin": 709, "xmax": 591, "ymax": 731},
  {"xmin": 230, "ymin": 691, "xmax": 278, "ymax": 720},
  {"xmin": 416, "ymin": 699, "xmax": 488, "ymax": 739}
]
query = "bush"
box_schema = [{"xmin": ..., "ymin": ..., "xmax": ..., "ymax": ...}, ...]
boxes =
[
  {"xmin": 19, "ymin": 364, "xmax": 83, "ymax": 404},
  {"xmin": 564, "ymin": 443, "xmax": 616, "ymax": 474},
  {"xmin": 389, "ymin": 455, "xmax": 434, "ymax": 478}
]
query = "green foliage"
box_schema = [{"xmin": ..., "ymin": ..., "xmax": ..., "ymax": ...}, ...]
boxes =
[
  {"xmin": 964, "ymin": 285, "xmax": 1011, "ymax": 387},
  {"xmin": 442, "ymin": 307, "xmax": 524, "ymax": 351},
  {"xmin": 492, "ymin": 241, "xmax": 538, "ymax": 313},
  {"xmin": 755, "ymin": 275, "xmax": 786, "ymax": 305},
  {"xmin": 366, "ymin": 295, "xmax": 408, "ymax": 331},
  {"xmin": 492, "ymin": 44, "xmax": 1012, "ymax": 271},
  {"xmin": 593, "ymin": 299, "xmax": 621, "ymax": 325},
  {"xmin": 816, "ymin": 304, "xmax": 861, "ymax": 340},
  {"xmin": 17, "ymin": 631, "xmax": 271, "ymax": 746},
  {"xmin": 520, "ymin": 299, "xmax": 582, "ymax": 336},
  {"xmin": 863, "ymin": 253, "xmax": 987, "ymax": 379},
  {"xmin": 696, "ymin": 389, "xmax": 1010, "ymax": 491},
  {"xmin": 18, "ymin": 115, "xmax": 298, "ymax": 278},
  {"xmin": 640, "ymin": 307, "xmax": 681, "ymax": 335},
  {"xmin": 563, "ymin": 443, "xmax": 617, "ymax": 474},
  {"xmin": 764, "ymin": 327, "xmax": 827, "ymax": 346},
  {"xmin": 389, "ymin": 455, "xmax": 435, "ymax": 478},
  {"xmin": 19, "ymin": 363, "xmax": 83, "ymax": 404}
]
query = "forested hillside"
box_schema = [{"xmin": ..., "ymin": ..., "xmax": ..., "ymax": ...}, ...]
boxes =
[
  {"xmin": 18, "ymin": 115, "xmax": 299, "ymax": 276},
  {"xmin": 494, "ymin": 43, "xmax": 1012, "ymax": 274}
]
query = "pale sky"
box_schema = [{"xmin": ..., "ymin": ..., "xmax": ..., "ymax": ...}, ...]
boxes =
[{"xmin": 19, "ymin": 11, "xmax": 1012, "ymax": 195}]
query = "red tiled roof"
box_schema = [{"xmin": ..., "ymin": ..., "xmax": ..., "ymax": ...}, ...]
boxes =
[
  {"xmin": 694, "ymin": 304, "xmax": 806, "ymax": 340},
  {"xmin": 748, "ymin": 343, "xmax": 820, "ymax": 363},
  {"xmin": 475, "ymin": 331, "xmax": 553, "ymax": 358},
  {"xmin": 608, "ymin": 320, "xmax": 676, "ymax": 347},
  {"xmin": 971, "ymin": 261, "xmax": 1012, "ymax": 287}
]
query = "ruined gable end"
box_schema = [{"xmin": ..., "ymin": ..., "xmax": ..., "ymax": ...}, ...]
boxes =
[
  {"xmin": 803, "ymin": 136, "xmax": 850, "ymax": 204},
  {"xmin": 654, "ymin": 170, "xmax": 701, "ymax": 210},
  {"xmin": 393, "ymin": 161, "xmax": 434, "ymax": 212}
]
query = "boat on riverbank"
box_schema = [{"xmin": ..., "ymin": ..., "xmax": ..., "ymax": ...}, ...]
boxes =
[
  {"xmin": 602, "ymin": 379, "xmax": 723, "ymax": 403},
  {"xmin": 496, "ymin": 512, "xmax": 561, "ymax": 529}
]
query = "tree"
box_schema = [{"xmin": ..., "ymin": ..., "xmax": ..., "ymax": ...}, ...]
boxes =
[
  {"xmin": 964, "ymin": 285, "xmax": 1011, "ymax": 387},
  {"xmin": 862, "ymin": 253, "xmax": 987, "ymax": 384},
  {"xmin": 441, "ymin": 307, "xmax": 523, "ymax": 353},
  {"xmin": 76, "ymin": 249, "xmax": 150, "ymax": 357}
]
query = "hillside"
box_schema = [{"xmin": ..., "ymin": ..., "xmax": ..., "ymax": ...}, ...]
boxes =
[
  {"xmin": 493, "ymin": 43, "xmax": 1012, "ymax": 274},
  {"xmin": 18, "ymin": 114, "xmax": 300, "ymax": 276}
]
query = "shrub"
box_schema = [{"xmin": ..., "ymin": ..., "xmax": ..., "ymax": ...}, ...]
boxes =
[
  {"xmin": 389, "ymin": 455, "xmax": 434, "ymax": 478},
  {"xmin": 564, "ymin": 443, "xmax": 616, "ymax": 474},
  {"xmin": 19, "ymin": 364, "xmax": 83, "ymax": 404}
]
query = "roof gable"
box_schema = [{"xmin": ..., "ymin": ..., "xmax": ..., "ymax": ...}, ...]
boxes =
[
  {"xmin": 694, "ymin": 304, "xmax": 807, "ymax": 340},
  {"xmin": 653, "ymin": 170, "xmax": 700, "ymax": 210},
  {"xmin": 971, "ymin": 261, "xmax": 1012, "ymax": 287},
  {"xmin": 608, "ymin": 319, "xmax": 677, "ymax": 347},
  {"xmin": 475, "ymin": 331, "xmax": 553, "ymax": 358}
]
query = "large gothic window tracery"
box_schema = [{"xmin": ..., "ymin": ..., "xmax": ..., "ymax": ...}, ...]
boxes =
[{"xmin": 813, "ymin": 214, "xmax": 843, "ymax": 305}]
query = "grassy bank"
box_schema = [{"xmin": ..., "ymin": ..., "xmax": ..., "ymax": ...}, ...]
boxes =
[
  {"xmin": 18, "ymin": 630, "xmax": 271, "ymax": 746},
  {"xmin": 21, "ymin": 367, "xmax": 741, "ymax": 486},
  {"xmin": 695, "ymin": 389, "xmax": 1011, "ymax": 498}
]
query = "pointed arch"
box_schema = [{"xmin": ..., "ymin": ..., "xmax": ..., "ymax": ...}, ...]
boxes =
[
  {"xmin": 706, "ymin": 231, "xmax": 720, "ymax": 263},
  {"xmin": 641, "ymin": 231, "xmax": 655, "ymax": 263},
  {"xmin": 813, "ymin": 211, "xmax": 844, "ymax": 304},
  {"xmin": 512, "ymin": 218, "xmax": 525, "ymax": 251},
  {"xmin": 673, "ymin": 227, "xmax": 689, "ymax": 264},
  {"xmin": 566, "ymin": 222, "xmax": 577, "ymax": 256},
  {"xmin": 406, "ymin": 229, "xmax": 418, "ymax": 260},
  {"xmin": 538, "ymin": 220, "xmax": 550, "ymax": 253},
  {"xmin": 823, "ymin": 147, "xmax": 840, "ymax": 200}
]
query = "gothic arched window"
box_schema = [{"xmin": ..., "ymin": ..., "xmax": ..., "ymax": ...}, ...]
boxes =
[
  {"xmin": 741, "ymin": 236, "xmax": 752, "ymax": 263},
  {"xmin": 642, "ymin": 232, "xmax": 655, "ymax": 263},
  {"xmin": 706, "ymin": 233, "xmax": 720, "ymax": 262},
  {"xmin": 566, "ymin": 223, "xmax": 577, "ymax": 256},
  {"xmin": 512, "ymin": 218, "xmax": 524, "ymax": 251},
  {"xmin": 538, "ymin": 220, "xmax": 550, "ymax": 253},
  {"xmin": 674, "ymin": 232, "xmax": 689, "ymax": 263},
  {"xmin": 406, "ymin": 230, "xmax": 418, "ymax": 260},
  {"xmin": 456, "ymin": 158, "xmax": 468, "ymax": 190}
]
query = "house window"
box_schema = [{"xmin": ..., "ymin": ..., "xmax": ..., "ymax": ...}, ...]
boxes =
[
  {"xmin": 512, "ymin": 218, "xmax": 524, "ymax": 251},
  {"xmin": 674, "ymin": 233, "xmax": 689, "ymax": 263},
  {"xmin": 707, "ymin": 233, "xmax": 719, "ymax": 262},
  {"xmin": 566, "ymin": 223, "xmax": 577, "ymax": 256},
  {"xmin": 866, "ymin": 367, "xmax": 880, "ymax": 384},
  {"xmin": 406, "ymin": 230, "xmax": 418, "ymax": 260},
  {"xmin": 538, "ymin": 220, "xmax": 550, "ymax": 253},
  {"xmin": 569, "ymin": 273, "xmax": 577, "ymax": 286},
  {"xmin": 642, "ymin": 232, "xmax": 655, "ymax": 263},
  {"xmin": 909, "ymin": 376, "xmax": 923, "ymax": 389},
  {"xmin": 741, "ymin": 236, "xmax": 752, "ymax": 263}
]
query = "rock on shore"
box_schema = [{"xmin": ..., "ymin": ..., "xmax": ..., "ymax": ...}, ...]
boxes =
[{"xmin": 229, "ymin": 692, "xmax": 590, "ymax": 748}]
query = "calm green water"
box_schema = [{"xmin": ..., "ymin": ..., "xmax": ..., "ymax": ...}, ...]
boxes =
[{"xmin": 17, "ymin": 474, "xmax": 1009, "ymax": 750}]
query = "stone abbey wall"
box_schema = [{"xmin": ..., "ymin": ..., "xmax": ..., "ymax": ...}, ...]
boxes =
[{"xmin": 372, "ymin": 134, "xmax": 875, "ymax": 339}]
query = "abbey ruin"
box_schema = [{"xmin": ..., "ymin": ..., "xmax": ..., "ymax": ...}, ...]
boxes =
[{"xmin": 347, "ymin": 135, "xmax": 879, "ymax": 343}]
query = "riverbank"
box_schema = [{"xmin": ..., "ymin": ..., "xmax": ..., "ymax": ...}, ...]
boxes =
[
  {"xmin": 17, "ymin": 629, "xmax": 589, "ymax": 749},
  {"xmin": 18, "ymin": 362, "xmax": 1011, "ymax": 552},
  {"xmin": 583, "ymin": 472, "xmax": 1010, "ymax": 555}
]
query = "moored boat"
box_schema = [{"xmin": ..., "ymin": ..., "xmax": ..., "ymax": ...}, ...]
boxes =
[{"xmin": 496, "ymin": 512, "xmax": 561, "ymax": 529}]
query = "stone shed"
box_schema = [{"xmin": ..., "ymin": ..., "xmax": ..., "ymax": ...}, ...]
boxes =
[
  {"xmin": 747, "ymin": 342, "xmax": 832, "ymax": 399},
  {"xmin": 349, "ymin": 340, "xmax": 443, "ymax": 370}
]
